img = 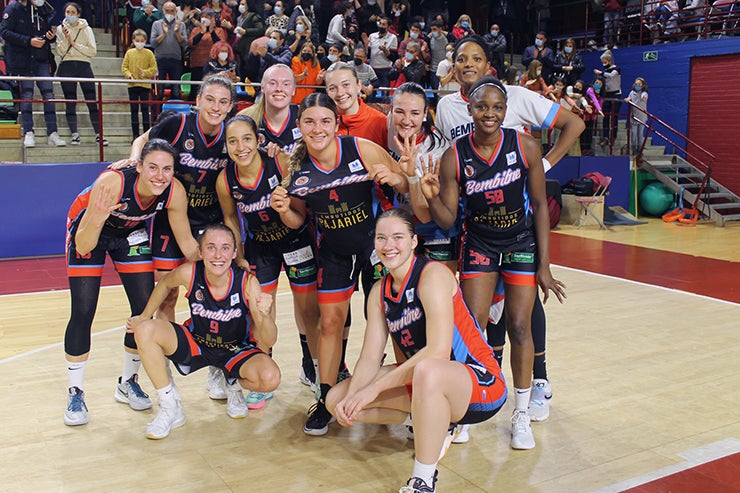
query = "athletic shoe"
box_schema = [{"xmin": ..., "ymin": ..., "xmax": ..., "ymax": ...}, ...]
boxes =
[
  {"xmin": 510, "ymin": 409, "xmax": 535, "ymax": 450},
  {"xmin": 337, "ymin": 362, "xmax": 351, "ymax": 383},
  {"xmin": 96, "ymin": 134, "xmax": 109, "ymax": 146},
  {"xmin": 64, "ymin": 386, "xmax": 88, "ymax": 426},
  {"xmin": 438, "ymin": 424, "xmax": 463, "ymax": 460},
  {"xmin": 452, "ymin": 423, "xmax": 470, "ymax": 443},
  {"xmin": 146, "ymin": 395, "xmax": 186, "ymax": 439},
  {"xmin": 47, "ymin": 132, "xmax": 67, "ymax": 146},
  {"xmin": 207, "ymin": 366, "xmax": 227, "ymax": 400},
  {"xmin": 70, "ymin": 132, "xmax": 81, "ymax": 145},
  {"xmin": 399, "ymin": 470, "xmax": 438, "ymax": 493},
  {"xmin": 246, "ymin": 391, "xmax": 274, "ymax": 410},
  {"xmin": 303, "ymin": 400, "xmax": 335, "ymax": 436},
  {"xmin": 299, "ymin": 365, "xmax": 317, "ymax": 392},
  {"xmin": 23, "ymin": 132, "xmax": 35, "ymax": 148},
  {"xmin": 225, "ymin": 382, "xmax": 249, "ymax": 419},
  {"xmin": 529, "ymin": 378, "xmax": 552, "ymax": 422},
  {"xmin": 406, "ymin": 425, "xmax": 415, "ymax": 440},
  {"xmin": 115, "ymin": 374, "xmax": 153, "ymax": 411}
]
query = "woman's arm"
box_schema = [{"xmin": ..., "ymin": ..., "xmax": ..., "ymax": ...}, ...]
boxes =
[
  {"xmin": 425, "ymin": 146, "xmax": 459, "ymax": 230},
  {"xmin": 166, "ymin": 179, "xmax": 200, "ymax": 262},
  {"xmin": 74, "ymin": 172, "xmax": 123, "ymax": 256},
  {"xmin": 270, "ymin": 185, "xmax": 307, "ymax": 229},
  {"xmin": 245, "ymin": 272, "xmax": 278, "ymax": 349},
  {"xmin": 215, "ymin": 169, "xmax": 249, "ymax": 269},
  {"xmin": 138, "ymin": 263, "xmax": 193, "ymax": 320}
]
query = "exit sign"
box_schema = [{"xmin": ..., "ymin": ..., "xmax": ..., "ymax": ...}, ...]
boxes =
[{"xmin": 643, "ymin": 51, "xmax": 659, "ymax": 62}]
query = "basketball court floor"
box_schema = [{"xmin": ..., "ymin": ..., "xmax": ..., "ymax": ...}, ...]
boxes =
[{"xmin": 0, "ymin": 219, "xmax": 738, "ymax": 492}]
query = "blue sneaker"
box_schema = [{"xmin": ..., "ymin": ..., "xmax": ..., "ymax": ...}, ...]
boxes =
[
  {"xmin": 246, "ymin": 391, "xmax": 274, "ymax": 410},
  {"xmin": 115, "ymin": 374, "xmax": 153, "ymax": 411},
  {"xmin": 64, "ymin": 386, "xmax": 88, "ymax": 426}
]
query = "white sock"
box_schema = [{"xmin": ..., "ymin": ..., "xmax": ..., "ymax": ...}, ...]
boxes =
[
  {"xmin": 121, "ymin": 351, "xmax": 141, "ymax": 381},
  {"xmin": 515, "ymin": 387, "xmax": 531, "ymax": 412},
  {"xmin": 67, "ymin": 360, "xmax": 87, "ymax": 390},
  {"xmin": 411, "ymin": 459, "xmax": 437, "ymax": 487},
  {"xmin": 156, "ymin": 382, "xmax": 178, "ymax": 404}
]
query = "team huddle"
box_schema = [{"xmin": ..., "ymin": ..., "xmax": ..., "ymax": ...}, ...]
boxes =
[{"xmin": 62, "ymin": 35, "xmax": 576, "ymax": 493}]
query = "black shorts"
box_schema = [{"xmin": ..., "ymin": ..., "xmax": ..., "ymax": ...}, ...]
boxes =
[
  {"xmin": 459, "ymin": 229, "xmax": 538, "ymax": 287},
  {"xmin": 167, "ymin": 322, "xmax": 264, "ymax": 380},
  {"xmin": 420, "ymin": 235, "xmax": 460, "ymax": 262},
  {"xmin": 67, "ymin": 228, "xmax": 154, "ymax": 277},
  {"xmin": 150, "ymin": 211, "xmax": 207, "ymax": 271},
  {"xmin": 246, "ymin": 227, "xmax": 317, "ymax": 294},
  {"xmin": 316, "ymin": 244, "xmax": 384, "ymax": 305}
]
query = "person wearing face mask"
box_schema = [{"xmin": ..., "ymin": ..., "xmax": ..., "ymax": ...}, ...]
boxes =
[
  {"xmin": 189, "ymin": 8, "xmax": 227, "ymax": 84},
  {"xmin": 522, "ymin": 31, "xmax": 554, "ymax": 84},
  {"xmin": 287, "ymin": 15, "xmax": 312, "ymax": 55},
  {"xmin": 593, "ymin": 50, "xmax": 621, "ymax": 148},
  {"xmin": 451, "ymin": 14, "xmax": 475, "ymax": 40},
  {"xmin": 291, "ymin": 41, "xmax": 322, "ymax": 104},
  {"xmin": 390, "ymin": 41, "xmax": 426, "ymax": 86},
  {"xmin": 204, "ymin": 40, "xmax": 240, "ymax": 82},
  {"xmin": 483, "ymin": 23, "xmax": 507, "ymax": 81},
  {"xmin": 427, "ymin": 20, "xmax": 449, "ymax": 91},
  {"xmin": 246, "ymin": 30, "xmax": 293, "ymax": 82},
  {"xmin": 584, "ymin": 76, "xmax": 605, "ymax": 155},
  {"xmin": 398, "ymin": 23, "xmax": 431, "ymax": 65},
  {"xmin": 133, "ymin": 0, "xmax": 164, "ymax": 42},
  {"xmin": 435, "ymin": 43, "xmax": 459, "ymax": 93},
  {"xmin": 552, "ymin": 37, "xmax": 583, "ymax": 87},
  {"xmin": 351, "ymin": 47, "xmax": 379, "ymax": 99},
  {"xmin": 520, "ymin": 59, "xmax": 551, "ymax": 97},
  {"xmin": 122, "ymin": 29, "xmax": 158, "ymax": 139},
  {"xmin": 233, "ymin": 0, "xmax": 265, "ymax": 81},
  {"xmin": 326, "ymin": 2, "xmax": 355, "ymax": 51},
  {"xmin": 356, "ymin": 0, "xmax": 383, "ymax": 36},
  {"xmin": 361, "ymin": 16, "xmax": 398, "ymax": 95},
  {"xmin": 204, "ymin": 0, "xmax": 235, "ymax": 33},
  {"xmin": 151, "ymin": 2, "xmax": 188, "ymax": 100},
  {"xmin": 265, "ymin": 0, "xmax": 289, "ymax": 33},
  {"xmin": 624, "ymin": 77, "xmax": 648, "ymax": 155},
  {"xmin": 0, "ymin": 0, "xmax": 67, "ymax": 147}
]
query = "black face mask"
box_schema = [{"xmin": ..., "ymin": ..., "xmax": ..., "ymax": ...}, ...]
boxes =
[
  {"xmin": 301, "ymin": 52, "xmax": 312, "ymax": 61},
  {"xmin": 353, "ymin": 57, "xmax": 363, "ymax": 66},
  {"xmin": 317, "ymin": 52, "xmax": 325, "ymax": 59},
  {"xmin": 378, "ymin": 27, "xmax": 387, "ymax": 35}
]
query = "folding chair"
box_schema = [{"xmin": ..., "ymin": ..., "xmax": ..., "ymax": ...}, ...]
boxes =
[
  {"xmin": 574, "ymin": 175, "xmax": 612, "ymax": 229},
  {"xmin": 180, "ymin": 72, "xmax": 192, "ymax": 99},
  {"xmin": 161, "ymin": 100, "xmax": 191, "ymax": 115}
]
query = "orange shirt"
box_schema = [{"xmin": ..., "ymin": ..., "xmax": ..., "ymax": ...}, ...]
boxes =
[
  {"xmin": 291, "ymin": 56, "xmax": 321, "ymax": 105},
  {"xmin": 337, "ymin": 99, "xmax": 388, "ymax": 147}
]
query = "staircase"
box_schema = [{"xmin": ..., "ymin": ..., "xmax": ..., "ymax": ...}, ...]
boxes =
[
  {"xmin": 639, "ymin": 153, "xmax": 740, "ymax": 226},
  {"xmin": 0, "ymin": 28, "xmax": 145, "ymax": 164}
]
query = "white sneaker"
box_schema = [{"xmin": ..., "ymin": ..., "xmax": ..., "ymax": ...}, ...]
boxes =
[
  {"xmin": 47, "ymin": 131, "xmax": 67, "ymax": 146},
  {"xmin": 64, "ymin": 386, "xmax": 88, "ymax": 426},
  {"xmin": 146, "ymin": 401, "xmax": 186, "ymax": 439},
  {"xmin": 452, "ymin": 423, "xmax": 470, "ymax": 443},
  {"xmin": 115, "ymin": 374, "xmax": 153, "ymax": 411},
  {"xmin": 225, "ymin": 381, "xmax": 249, "ymax": 419},
  {"xmin": 529, "ymin": 378, "xmax": 552, "ymax": 422},
  {"xmin": 23, "ymin": 131, "xmax": 35, "ymax": 148},
  {"xmin": 206, "ymin": 366, "xmax": 227, "ymax": 400},
  {"xmin": 438, "ymin": 424, "xmax": 463, "ymax": 460},
  {"xmin": 70, "ymin": 132, "xmax": 81, "ymax": 145},
  {"xmin": 511, "ymin": 410, "xmax": 535, "ymax": 450}
]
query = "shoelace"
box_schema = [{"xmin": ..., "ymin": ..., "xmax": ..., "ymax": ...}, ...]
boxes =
[
  {"xmin": 68, "ymin": 391, "xmax": 87, "ymax": 412},
  {"xmin": 127, "ymin": 378, "xmax": 150, "ymax": 399}
]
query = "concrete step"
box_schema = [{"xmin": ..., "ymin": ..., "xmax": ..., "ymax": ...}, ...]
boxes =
[
  {"xmin": 30, "ymin": 111, "xmax": 148, "ymax": 129},
  {"xmin": 0, "ymin": 139, "xmax": 132, "ymax": 164}
]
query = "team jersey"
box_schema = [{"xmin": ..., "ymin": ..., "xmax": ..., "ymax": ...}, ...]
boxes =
[
  {"xmin": 455, "ymin": 128, "xmax": 533, "ymax": 242},
  {"xmin": 223, "ymin": 150, "xmax": 296, "ymax": 244},
  {"xmin": 286, "ymin": 136, "xmax": 382, "ymax": 255},
  {"xmin": 150, "ymin": 113, "xmax": 228, "ymax": 227},
  {"xmin": 184, "ymin": 261, "xmax": 256, "ymax": 350},
  {"xmin": 67, "ymin": 167, "xmax": 173, "ymax": 240},
  {"xmin": 435, "ymin": 85, "xmax": 562, "ymax": 142},
  {"xmin": 381, "ymin": 257, "xmax": 500, "ymax": 373},
  {"xmin": 259, "ymin": 104, "xmax": 302, "ymax": 155}
]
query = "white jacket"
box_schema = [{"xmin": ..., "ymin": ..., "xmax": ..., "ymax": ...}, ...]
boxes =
[{"xmin": 55, "ymin": 18, "xmax": 97, "ymax": 64}]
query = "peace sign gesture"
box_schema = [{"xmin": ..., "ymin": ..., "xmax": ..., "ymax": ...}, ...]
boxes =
[
  {"xmin": 418, "ymin": 154, "xmax": 441, "ymax": 201},
  {"xmin": 393, "ymin": 132, "xmax": 420, "ymax": 179}
]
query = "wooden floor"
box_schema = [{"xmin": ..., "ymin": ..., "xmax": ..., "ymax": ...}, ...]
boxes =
[{"xmin": 1, "ymin": 218, "xmax": 739, "ymax": 492}]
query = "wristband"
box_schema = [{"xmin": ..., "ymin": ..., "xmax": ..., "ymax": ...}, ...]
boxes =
[
  {"xmin": 407, "ymin": 175, "xmax": 419, "ymax": 184},
  {"xmin": 542, "ymin": 157, "xmax": 552, "ymax": 173}
]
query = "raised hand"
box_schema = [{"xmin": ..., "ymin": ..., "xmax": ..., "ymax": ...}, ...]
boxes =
[
  {"xmin": 393, "ymin": 132, "xmax": 420, "ymax": 178},
  {"xmin": 419, "ymin": 154, "xmax": 441, "ymax": 200}
]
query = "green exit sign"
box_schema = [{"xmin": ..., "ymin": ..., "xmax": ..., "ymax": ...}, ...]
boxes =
[{"xmin": 643, "ymin": 51, "xmax": 659, "ymax": 62}]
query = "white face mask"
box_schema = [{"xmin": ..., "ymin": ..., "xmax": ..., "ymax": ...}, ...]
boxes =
[
  {"xmin": 202, "ymin": 18, "xmax": 211, "ymax": 28},
  {"xmin": 218, "ymin": 52, "xmax": 229, "ymax": 61},
  {"xmin": 445, "ymin": 51, "xmax": 453, "ymax": 60},
  {"xmin": 239, "ymin": 4, "xmax": 247, "ymax": 14},
  {"xmin": 34, "ymin": 0, "xmax": 45, "ymax": 7},
  {"xmin": 165, "ymin": 14, "xmax": 175, "ymax": 22},
  {"xmin": 134, "ymin": 41, "xmax": 146, "ymax": 50}
]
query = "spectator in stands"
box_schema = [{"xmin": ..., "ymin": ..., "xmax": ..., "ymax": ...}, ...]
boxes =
[
  {"xmin": 625, "ymin": 76, "xmax": 648, "ymax": 155},
  {"xmin": 451, "ymin": 14, "xmax": 475, "ymax": 39},
  {"xmin": 151, "ymin": 2, "xmax": 188, "ymax": 100},
  {"xmin": 520, "ymin": 60, "xmax": 550, "ymax": 97},
  {"xmin": 583, "ymin": 77, "xmax": 605, "ymax": 155},
  {"xmin": 362, "ymin": 16, "xmax": 398, "ymax": 93},
  {"xmin": 56, "ymin": 2, "xmax": 108, "ymax": 146},
  {"xmin": 233, "ymin": 0, "xmax": 266, "ymax": 80},
  {"xmin": 265, "ymin": 0, "xmax": 289, "ymax": 32},
  {"xmin": 398, "ymin": 23, "xmax": 431, "ymax": 64},
  {"xmin": 549, "ymin": 77, "xmax": 580, "ymax": 155},
  {"xmin": 178, "ymin": 1, "xmax": 200, "ymax": 38},
  {"xmin": 204, "ymin": 0, "xmax": 234, "ymax": 31},
  {"xmin": 390, "ymin": 40, "xmax": 426, "ymax": 86},
  {"xmin": 288, "ymin": 0, "xmax": 318, "ymax": 46},
  {"xmin": 483, "ymin": 23, "xmax": 507, "ymax": 81},
  {"xmin": 428, "ymin": 20, "xmax": 449, "ymax": 91},
  {"xmin": 134, "ymin": 0, "xmax": 164, "ymax": 42},
  {"xmin": 603, "ymin": 0, "xmax": 623, "ymax": 49},
  {"xmin": 246, "ymin": 29, "xmax": 293, "ymax": 81},
  {"xmin": 286, "ymin": 15, "xmax": 313, "ymax": 54},
  {"xmin": 552, "ymin": 37, "xmax": 584, "ymax": 87},
  {"xmin": 203, "ymin": 40, "xmax": 240, "ymax": 81},
  {"xmin": 123, "ymin": 29, "xmax": 158, "ymax": 140},
  {"xmin": 388, "ymin": 0, "xmax": 410, "ymax": 36},
  {"xmin": 356, "ymin": 0, "xmax": 383, "ymax": 37},
  {"xmin": 325, "ymin": 44, "xmax": 343, "ymax": 67},
  {"xmin": 326, "ymin": 2, "xmax": 355, "ymax": 52},
  {"xmin": 502, "ymin": 64, "xmax": 522, "ymax": 86},
  {"xmin": 189, "ymin": 8, "xmax": 227, "ymax": 83},
  {"xmin": 593, "ymin": 49, "xmax": 621, "ymax": 147},
  {"xmin": 421, "ymin": 0, "xmax": 446, "ymax": 27},
  {"xmin": 436, "ymin": 42, "xmax": 459, "ymax": 92},
  {"xmin": 292, "ymin": 41, "xmax": 323, "ymax": 104},
  {"xmin": 0, "ymin": 0, "xmax": 66, "ymax": 148},
  {"xmin": 352, "ymin": 47, "xmax": 379, "ymax": 99},
  {"xmin": 522, "ymin": 31, "xmax": 554, "ymax": 84}
]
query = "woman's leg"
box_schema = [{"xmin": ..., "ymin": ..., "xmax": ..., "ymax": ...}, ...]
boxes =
[
  {"xmin": 460, "ymin": 272, "xmax": 498, "ymax": 330},
  {"xmin": 60, "ymin": 79, "xmax": 79, "ymax": 134},
  {"xmin": 128, "ymin": 87, "xmax": 140, "ymax": 137}
]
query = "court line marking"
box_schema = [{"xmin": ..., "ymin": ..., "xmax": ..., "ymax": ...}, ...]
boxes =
[
  {"xmin": 592, "ymin": 437, "xmax": 740, "ymax": 492},
  {"xmin": 0, "ymin": 291, "xmax": 292, "ymax": 365}
]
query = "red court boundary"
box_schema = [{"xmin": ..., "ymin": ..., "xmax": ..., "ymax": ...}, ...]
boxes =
[{"xmin": 622, "ymin": 452, "xmax": 740, "ymax": 493}]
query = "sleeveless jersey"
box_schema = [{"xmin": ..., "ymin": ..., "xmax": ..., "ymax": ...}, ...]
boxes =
[
  {"xmin": 185, "ymin": 261, "xmax": 256, "ymax": 349},
  {"xmin": 455, "ymin": 129, "xmax": 533, "ymax": 242},
  {"xmin": 67, "ymin": 167, "xmax": 173, "ymax": 239},
  {"xmin": 223, "ymin": 150, "xmax": 295, "ymax": 244},
  {"xmin": 382, "ymin": 257, "xmax": 500, "ymax": 375},
  {"xmin": 150, "ymin": 113, "xmax": 228, "ymax": 227},
  {"xmin": 286, "ymin": 136, "xmax": 381, "ymax": 255},
  {"xmin": 259, "ymin": 104, "xmax": 301, "ymax": 155}
]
